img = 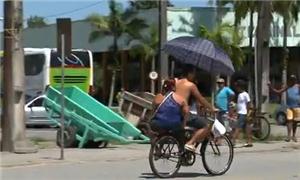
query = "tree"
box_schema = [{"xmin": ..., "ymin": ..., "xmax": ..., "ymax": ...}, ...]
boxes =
[
  {"xmin": 222, "ymin": 0, "xmax": 299, "ymax": 111},
  {"xmin": 198, "ymin": 23, "xmax": 245, "ymax": 69},
  {"xmin": 87, "ymin": 0, "xmax": 147, "ymax": 106},
  {"xmin": 273, "ymin": 1, "xmax": 299, "ymax": 104},
  {"xmin": 197, "ymin": 23, "xmax": 245, "ymax": 105},
  {"xmin": 27, "ymin": 15, "xmax": 47, "ymax": 28},
  {"xmin": 129, "ymin": 24, "xmax": 159, "ymax": 93},
  {"xmin": 129, "ymin": 0, "xmax": 173, "ymax": 10}
]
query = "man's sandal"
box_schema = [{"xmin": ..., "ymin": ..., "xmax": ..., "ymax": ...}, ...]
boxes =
[
  {"xmin": 243, "ymin": 143, "xmax": 253, "ymax": 147},
  {"xmin": 184, "ymin": 144, "xmax": 196, "ymax": 152}
]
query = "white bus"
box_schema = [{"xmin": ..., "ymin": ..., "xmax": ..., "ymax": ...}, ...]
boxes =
[{"xmin": 24, "ymin": 48, "xmax": 94, "ymax": 102}]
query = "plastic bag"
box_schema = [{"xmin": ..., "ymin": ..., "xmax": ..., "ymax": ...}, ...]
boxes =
[{"xmin": 212, "ymin": 119, "xmax": 226, "ymax": 137}]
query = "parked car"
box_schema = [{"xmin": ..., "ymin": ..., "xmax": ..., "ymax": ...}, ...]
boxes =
[
  {"xmin": 273, "ymin": 104, "xmax": 288, "ymax": 125},
  {"xmin": 25, "ymin": 95, "xmax": 57, "ymax": 127}
]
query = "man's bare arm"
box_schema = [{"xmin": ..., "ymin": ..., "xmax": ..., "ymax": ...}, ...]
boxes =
[
  {"xmin": 268, "ymin": 83, "xmax": 288, "ymax": 94},
  {"xmin": 190, "ymin": 85, "xmax": 214, "ymax": 112},
  {"xmin": 181, "ymin": 101, "xmax": 189, "ymax": 127}
]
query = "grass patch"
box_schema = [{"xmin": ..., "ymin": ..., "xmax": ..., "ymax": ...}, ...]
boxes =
[{"xmin": 31, "ymin": 138, "xmax": 56, "ymax": 149}]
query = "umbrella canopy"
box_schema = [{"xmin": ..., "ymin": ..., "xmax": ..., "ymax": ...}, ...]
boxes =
[{"xmin": 163, "ymin": 36, "xmax": 235, "ymax": 76}]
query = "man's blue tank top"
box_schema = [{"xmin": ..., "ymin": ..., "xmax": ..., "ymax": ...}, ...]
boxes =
[
  {"xmin": 154, "ymin": 93, "xmax": 182, "ymax": 130},
  {"xmin": 287, "ymin": 85, "xmax": 300, "ymax": 108}
]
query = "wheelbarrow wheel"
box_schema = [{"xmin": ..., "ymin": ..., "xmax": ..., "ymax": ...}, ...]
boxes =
[
  {"xmin": 56, "ymin": 126, "xmax": 77, "ymax": 148},
  {"xmin": 85, "ymin": 141, "xmax": 108, "ymax": 148}
]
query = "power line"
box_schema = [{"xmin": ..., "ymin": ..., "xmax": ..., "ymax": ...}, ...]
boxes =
[{"xmin": 43, "ymin": 1, "xmax": 105, "ymax": 19}]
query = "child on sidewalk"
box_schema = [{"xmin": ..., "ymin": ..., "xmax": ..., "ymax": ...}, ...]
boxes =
[{"xmin": 232, "ymin": 80, "xmax": 253, "ymax": 147}]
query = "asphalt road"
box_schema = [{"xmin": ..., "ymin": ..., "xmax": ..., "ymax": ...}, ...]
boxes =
[{"xmin": 2, "ymin": 148, "xmax": 300, "ymax": 180}]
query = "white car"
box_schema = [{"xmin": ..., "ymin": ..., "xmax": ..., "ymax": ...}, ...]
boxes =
[{"xmin": 25, "ymin": 95, "xmax": 57, "ymax": 127}]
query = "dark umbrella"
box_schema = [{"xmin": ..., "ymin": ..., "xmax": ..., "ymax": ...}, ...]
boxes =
[{"xmin": 163, "ymin": 36, "xmax": 235, "ymax": 76}]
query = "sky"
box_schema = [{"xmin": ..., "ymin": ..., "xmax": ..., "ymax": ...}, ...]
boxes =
[{"xmin": 0, "ymin": 0, "xmax": 212, "ymax": 29}]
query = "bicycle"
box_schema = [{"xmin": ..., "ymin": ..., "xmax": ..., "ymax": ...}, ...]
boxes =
[
  {"xmin": 248, "ymin": 108, "xmax": 271, "ymax": 141},
  {"xmin": 148, "ymin": 116, "xmax": 234, "ymax": 178},
  {"xmin": 224, "ymin": 108, "xmax": 271, "ymax": 141}
]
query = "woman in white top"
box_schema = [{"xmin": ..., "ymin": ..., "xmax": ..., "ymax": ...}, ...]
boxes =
[{"xmin": 232, "ymin": 80, "xmax": 252, "ymax": 147}]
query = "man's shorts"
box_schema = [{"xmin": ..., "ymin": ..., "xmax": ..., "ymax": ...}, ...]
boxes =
[
  {"xmin": 186, "ymin": 114, "xmax": 208, "ymax": 129},
  {"xmin": 150, "ymin": 119, "xmax": 183, "ymax": 132},
  {"xmin": 237, "ymin": 114, "xmax": 247, "ymax": 129},
  {"xmin": 287, "ymin": 108, "xmax": 300, "ymax": 121}
]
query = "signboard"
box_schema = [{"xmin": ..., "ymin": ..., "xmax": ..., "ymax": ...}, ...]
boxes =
[
  {"xmin": 57, "ymin": 18, "xmax": 71, "ymax": 56},
  {"xmin": 149, "ymin": 71, "xmax": 158, "ymax": 80}
]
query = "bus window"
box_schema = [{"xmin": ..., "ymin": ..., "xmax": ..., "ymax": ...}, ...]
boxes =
[
  {"xmin": 25, "ymin": 54, "xmax": 45, "ymax": 76},
  {"xmin": 50, "ymin": 51, "xmax": 90, "ymax": 67}
]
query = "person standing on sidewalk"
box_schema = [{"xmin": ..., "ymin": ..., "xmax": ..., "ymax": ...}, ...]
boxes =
[
  {"xmin": 232, "ymin": 80, "xmax": 253, "ymax": 147},
  {"xmin": 215, "ymin": 78, "xmax": 235, "ymax": 130},
  {"xmin": 269, "ymin": 75, "xmax": 300, "ymax": 142}
]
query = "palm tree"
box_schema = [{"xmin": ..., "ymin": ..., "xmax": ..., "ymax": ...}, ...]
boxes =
[
  {"xmin": 129, "ymin": 24, "xmax": 159, "ymax": 93},
  {"xmin": 223, "ymin": 0, "xmax": 298, "ymax": 111},
  {"xmin": 197, "ymin": 23, "xmax": 245, "ymax": 104},
  {"xmin": 198, "ymin": 23, "xmax": 245, "ymax": 69},
  {"xmin": 87, "ymin": 0, "xmax": 147, "ymax": 106}
]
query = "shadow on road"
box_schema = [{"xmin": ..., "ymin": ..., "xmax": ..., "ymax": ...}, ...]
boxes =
[{"xmin": 140, "ymin": 172, "xmax": 212, "ymax": 179}]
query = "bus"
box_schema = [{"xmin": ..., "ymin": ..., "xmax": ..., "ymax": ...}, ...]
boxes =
[{"xmin": 24, "ymin": 48, "xmax": 93, "ymax": 101}]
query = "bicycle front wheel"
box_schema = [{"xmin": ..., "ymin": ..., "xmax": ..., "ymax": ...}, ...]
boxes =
[
  {"xmin": 252, "ymin": 116, "xmax": 271, "ymax": 141},
  {"xmin": 201, "ymin": 135, "xmax": 234, "ymax": 175},
  {"xmin": 149, "ymin": 135, "xmax": 182, "ymax": 178}
]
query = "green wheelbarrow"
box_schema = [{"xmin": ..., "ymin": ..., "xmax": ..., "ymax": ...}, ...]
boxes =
[{"xmin": 43, "ymin": 86, "xmax": 149, "ymax": 148}]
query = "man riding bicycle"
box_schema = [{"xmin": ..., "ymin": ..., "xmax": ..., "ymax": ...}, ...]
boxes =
[{"xmin": 152, "ymin": 64, "xmax": 216, "ymax": 152}]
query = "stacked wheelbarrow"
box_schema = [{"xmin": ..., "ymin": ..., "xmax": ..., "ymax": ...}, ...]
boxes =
[{"xmin": 43, "ymin": 86, "xmax": 149, "ymax": 148}]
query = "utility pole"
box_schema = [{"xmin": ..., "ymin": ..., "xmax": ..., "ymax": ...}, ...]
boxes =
[
  {"xmin": 158, "ymin": 0, "xmax": 168, "ymax": 88},
  {"xmin": 255, "ymin": 1, "xmax": 272, "ymax": 112},
  {"xmin": 1, "ymin": 0, "xmax": 36, "ymax": 153}
]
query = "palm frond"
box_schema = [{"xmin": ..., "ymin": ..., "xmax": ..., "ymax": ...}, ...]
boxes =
[
  {"xmin": 86, "ymin": 13, "xmax": 109, "ymax": 30},
  {"xmin": 122, "ymin": 8, "xmax": 138, "ymax": 22},
  {"xmin": 125, "ymin": 18, "xmax": 148, "ymax": 38},
  {"xmin": 197, "ymin": 23, "xmax": 245, "ymax": 67},
  {"xmin": 89, "ymin": 30, "xmax": 112, "ymax": 42}
]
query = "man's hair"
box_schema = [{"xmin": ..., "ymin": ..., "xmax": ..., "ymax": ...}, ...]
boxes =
[
  {"xmin": 182, "ymin": 64, "xmax": 196, "ymax": 77},
  {"xmin": 162, "ymin": 79, "xmax": 175, "ymax": 93},
  {"xmin": 236, "ymin": 79, "xmax": 247, "ymax": 90}
]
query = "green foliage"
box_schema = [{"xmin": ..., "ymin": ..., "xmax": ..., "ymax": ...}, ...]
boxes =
[
  {"xmin": 87, "ymin": 0, "xmax": 148, "ymax": 66},
  {"xmin": 129, "ymin": 24, "xmax": 159, "ymax": 61},
  {"xmin": 198, "ymin": 23, "xmax": 245, "ymax": 69},
  {"xmin": 224, "ymin": 0, "xmax": 299, "ymax": 27},
  {"xmin": 273, "ymin": 0, "xmax": 299, "ymax": 25},
  {"xmin": 27, "ymin": 15, "xmax": 47, "ymax": 28}
]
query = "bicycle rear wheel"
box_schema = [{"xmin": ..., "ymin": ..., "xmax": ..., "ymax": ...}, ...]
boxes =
[
  {"xmin": 149, "ymin": 135, "xmax": 182, "ymax": 178},
  {"xmin": 252, "ymin": 116, "xmax": 271, "ymax": 141},
  {"xmin": 201, "ymin": 135, "xmax": 234, "ymax": 175}
]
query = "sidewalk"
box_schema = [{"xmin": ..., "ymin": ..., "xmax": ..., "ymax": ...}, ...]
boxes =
[{"xmin": 1, "ymin": 124, "xmax": 300, "ymax": 168}]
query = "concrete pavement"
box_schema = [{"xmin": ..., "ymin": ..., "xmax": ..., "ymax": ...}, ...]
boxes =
[
  {"xmin": 1, "ymin": 140, "xmax": 300, "ymax": 169},
  {"xmin": 1, "ymin": 124, "xmax": 299, "ymax": 169}
]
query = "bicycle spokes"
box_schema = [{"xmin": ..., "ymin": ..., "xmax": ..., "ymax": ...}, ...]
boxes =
[{"xmin": 210, "ymin": 140, "xmax": 221, "ymax": 156}]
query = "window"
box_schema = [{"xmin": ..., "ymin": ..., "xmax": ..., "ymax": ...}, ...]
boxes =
[
  {"xmin": 27, "ymin": 97, "xmax": 44, "ymax": 107},
  {"xmin": 50, "ymin": 51, "xmax": 90, "ymax": 67},
  {"xmin": 25, "ymin": 54, "xmax": 45, "ymax": 76}
]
